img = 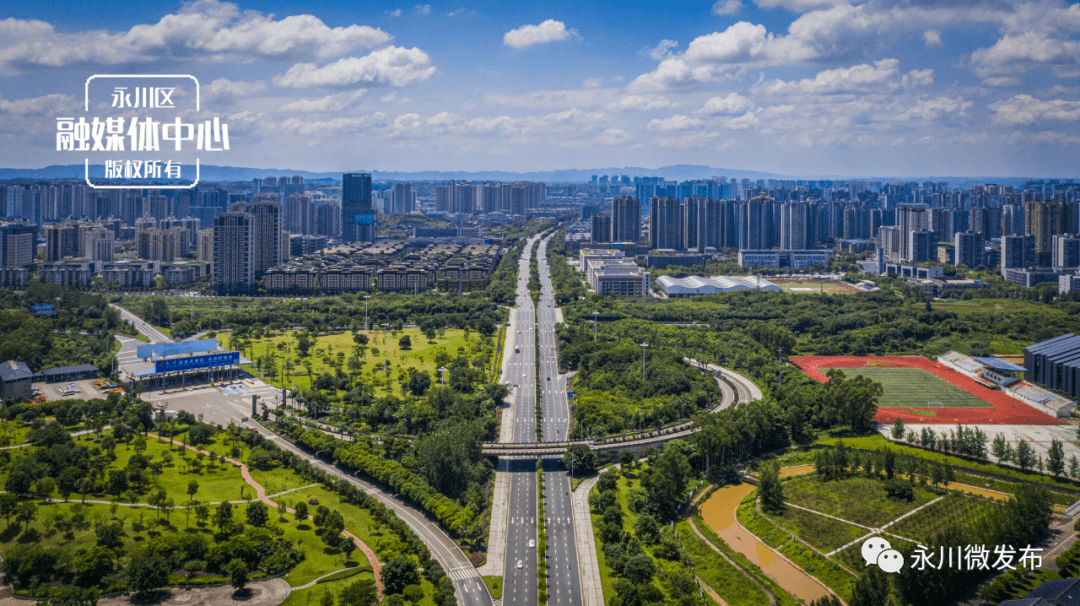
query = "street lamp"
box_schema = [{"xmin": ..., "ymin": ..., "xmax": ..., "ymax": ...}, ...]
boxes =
[
  {"xmin": 439, "ymin": 367, "xmax": 448, "ymax": 390},
  {"xmin": 640, "ymin": 342, "xmax": 648, "ymax": 381},
  {"xmin": 363, "ymin": 296, "xmax": 370, "ymax": 332},
  {"xmin": 592, "ymin": 311, "xmax": 599, "ymax": 341}
]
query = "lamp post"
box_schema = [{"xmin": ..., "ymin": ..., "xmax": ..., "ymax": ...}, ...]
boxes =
[
  {"xmin": 439, "ymin": 367, "xmax": 448, "ymax": 390},
  {"xmin": 640, "ymin": 342, "xmax": 648, "ymax": 381},
  {"xmin": 592, "ymin": 311, "xmax": 599, "ymax": 341},
  {"xmin": 364, "ymin": 295, "xmax": 370, "ymax": 332},
  {"xmin": 381, "ymin": 323, "xmax": 389, "ymax": 378}
]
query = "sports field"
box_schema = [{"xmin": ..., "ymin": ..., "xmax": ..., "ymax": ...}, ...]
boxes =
[
  {"xmin": 833, "ymin": 367, "xmax": 990, "ymax": 408},
  {"xmin": 771, "ymin": 279, "xmax": 859, "ymax": 294},
  {"xmin": 790, "ymin": 355, "xmax": 1060, "ymax": 425}
]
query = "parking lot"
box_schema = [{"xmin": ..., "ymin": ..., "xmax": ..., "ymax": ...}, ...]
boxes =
[
  {"xmin": 142, "ymin": 376, "xmax": 284, "ymax": 430},
  {"xmin": 33, "ymin": 379, "xmax": 113, "ymax": 402}
]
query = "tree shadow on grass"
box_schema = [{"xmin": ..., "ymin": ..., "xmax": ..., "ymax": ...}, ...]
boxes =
[{"xmin": 0, "ymin": 524, "xmax": 21, "ymax": 543}]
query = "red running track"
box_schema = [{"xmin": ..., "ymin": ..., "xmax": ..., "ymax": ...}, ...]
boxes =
[{"xmin": 789, "ymin": 355, "xmax": 1061, "ymax": 425}]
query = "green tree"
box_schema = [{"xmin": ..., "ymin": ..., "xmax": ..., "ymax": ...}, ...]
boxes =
[
  {"xmin": 0, "ymin": 493, "xmax": 17, "ymax": 526},
  {"xmin": 891, "ymin": 417, "xmax": 905, "ymax": 440},
  {"xmin": 213, "ymin": 501, "xmax": 233, "ymax": 532},
  {"xmin": 1016, "ymin": 439, "xmax": 1036, "ymax": 472},
  {"xmin": 187, "ymin": 480, "xmax": 199, "ymax": 502},
  {"xmin": 294, "ymin": 501, "xmax": 309, "ymax": 523},
  {"xmin": 195, "ymin": 503, "xmax": 210, "ymax": 526},
  {"xmin": 339, "ymin": 578, "xmax": 378, "ymax": 606},
  {"xmin": 35, "ymin": 477, "xmax": 55, "ymax": 501},
  {"xmin": 127, "ymin": 552, "xmax": 169, "ymax": 599},
  {"xmin": 382, "ymin": 557, "xmax": 421, "ymax": 595},
  {"xmin": 15, "ymin": 500, "xmax": 37, "ymax": 531},
  {"xmin": 563, "ymin": 443, "xmax": 597, "ymax": 477},
  {"xmin": 51, "ymin": 587, "xmax": 99, "ymax": 606},
  {"xmin": 758, "ymin": 461, "xmax": 786, "ymax": 515},
  {"xmin": 246, "ymin": 501, "xmax": 269, "ymax": 527},
  {"xmin": 623, "ymin": 553, "xmax": 657, "ymax": 584},
  {"xmin": 226, "ymin": 558, "xmax": 249, "ymax": 593},
  {"xmin": 398, "ymin": 335, "xmax": 412, "ymax": 350},
  {"xmin": 321, "ymin": 592, "xmax": 336, "ymax": 606},
  {"xmin": 1048, "ymin": 438, "xmax": 1066, "ymax": 477},
  {"xmin": 640, "ymin": 442, "xmax": 692, "ymax": 519},
  {"xmin": 74, "ymin": 546, "xmax": 115, "ymax": 588}
]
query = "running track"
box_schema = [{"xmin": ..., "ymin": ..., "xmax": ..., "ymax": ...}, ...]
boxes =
[{"xmin": 789, "ymin": 355, "xmax": 1060, "ymax": 425}]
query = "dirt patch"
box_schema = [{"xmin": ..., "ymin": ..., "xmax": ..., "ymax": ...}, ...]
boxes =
[{"xmin": 98, "ymin": 579, "xmax": 290, "ymax": 606}]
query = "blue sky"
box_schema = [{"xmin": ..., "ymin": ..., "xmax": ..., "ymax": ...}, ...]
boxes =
[{"xmin": 1, "ymin": 0, "xmax": 1079, "ymax": 177}]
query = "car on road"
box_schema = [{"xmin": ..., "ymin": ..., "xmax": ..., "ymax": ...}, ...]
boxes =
[
  {"xmin": 517, "ymin": 560, "xmax": 523, "ymax": 569},
  {"xmin": 529, "ymin": 539, "xmax": 535, "ymax": 548}
]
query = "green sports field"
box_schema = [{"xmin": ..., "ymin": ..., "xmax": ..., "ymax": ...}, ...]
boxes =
[{"xmin": 823, "ymin": 366, "xmax": 991, "ymax": 408}]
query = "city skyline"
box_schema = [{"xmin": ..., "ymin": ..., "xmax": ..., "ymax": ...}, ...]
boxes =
[{"xmin": 1, "ymin": 0, "xmax": 1080, "ymax": 177}]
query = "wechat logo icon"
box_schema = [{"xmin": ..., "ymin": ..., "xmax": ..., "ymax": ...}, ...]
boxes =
[{"xmin": 862, "ymin": 537, "xmax": 905, "ymax": 574}]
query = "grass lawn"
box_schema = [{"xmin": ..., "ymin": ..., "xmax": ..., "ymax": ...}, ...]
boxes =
[
  {"xmin": 763, "ymin": 502, "xmax": 866, "ymax": 553},
  {"xmin": 691, "ymin": 513, "xmax": 799, "ymax": 606},
  {"xmin": 777, "ymin": 541, "xmax": 856, "ymax": 603},
  {"xmin": 887, "ymin": 494, "xmax": 1000, "ymax": 544},
  {"xmin": 483, "ymin": 576, "xmax": 502, "ymax": 599},
  {"xmin": 735, "ymin": 490, "xmax": 789, "ymax": 549},
  {"xmin": 279, "ymin": 570, "xmax": 377, "ymax": 606},
  {"xmin": 820, "ymin": 367, "xmax": 991, "ymax": 408},
  {"xmin": 108, "ymin": 437, "xmax": 250, "ymax": 505},
  {"xmin": 782, "ymin": 474, "xmax": 939, "ymax": 528},
  {"xmin": 818, "ymin": 433, "xmax": 1080, "ymax": 493},
  {"xmin": 249, "ymin": 465, "xmax": 317, "ymax": 497},
  {"xmin": 590, "ymin": 467, "xmax": 766, "ymax": 606},
  {"xmin": 240, "ymin": 327, "xmax": 496, "ymax": 398}
]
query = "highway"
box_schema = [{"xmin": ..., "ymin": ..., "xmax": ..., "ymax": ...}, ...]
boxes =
[
  {"xmin": 112, "ymin": 303, "xmax": 173, "ymax": 344},
  {"xmin": 537, "ymin": 235, "xmax": 583, "ymax": 606},
  {"xmin": 504, "ymin": 235, "xmax": 541, "ymax": 606}
]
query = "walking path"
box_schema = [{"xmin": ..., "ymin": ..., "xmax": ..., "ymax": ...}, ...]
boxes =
[
  {"xmin": 146, "ymin": 433, "xmax": 383, "ymax": 597},
  {"xmin": 570, "ymin": 475, "xmax": 604, "ymax": 606},
  {"xmin": 696, "ymin": 576, "xmax": 729, "ymax": 606}
]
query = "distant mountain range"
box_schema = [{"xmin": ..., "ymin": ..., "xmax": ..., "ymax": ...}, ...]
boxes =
[{"xmin": 0, "ymin": 163, "xmax": 1053, "ymax": 188}]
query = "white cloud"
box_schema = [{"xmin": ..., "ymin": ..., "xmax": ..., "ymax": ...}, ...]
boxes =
[
  {"xmin": 0, "ymin": 0, "xmax": 392, "ymax": 71},
  {"xmin": 699, "ymin": 93, "xmax": 756, "ymax": 115},
  {"xmin": 201, "ymin": 78, "xmax": 267, "ymax": 103},
  {"xmin": 755, "ymin": 59, "xmax": 933, "ymax": 95},
  {"xmin": 971, "ymin": 32, "xmax": 1080, "ymax": 77},
  {"xmin": 274, "ymin": 47, "xmax": 436, "ymax": 88},
  {"xmin": 719, "ymin": 111, "xmax": 759, "ymax": 130},
  {"xmin": 989, "ymin": 94, "xmax": 1080, "ymax": 126},
  {"xmin": 654, "ymin": 131, "xmax": 721, "ymax": 149},
  {"xmin": 983, "ymin": 76, "xmax": 1021, "ymax": 86},
  {"xmin": 280, "ymin": 113, "xmax": 390, "ymax": 136},
  {"xmin": 386, "ymin": 8, "xmax": 402, "ymax": 16},
  {"xmin": 280, "ymin": 89, "xmax": 367, "ymax": 111},
  {"xmin": 753, "ymin": 0, "xmax": 849, "ymax": 11},
  {"xmin": 0, "ymin": 93, "xmax": 77, "ymax": 115},
  {"xmin": 416, "ymin": 4, "xmax": 431, "ymax": 15},
  {"xmin": 646, "ymin": 39, "xmax": 679, "ymax": 61},
  {"xmin": 486, "ymin": 89, "xmax": 616, "ymax": 108},
  {"xmin": 647, "ymin": 115, "xmax": 705, "ymax": 131},
  {"xmin": 504, "ymin": 20, "xmax": 575, "ymax": 49},
  {"xmin": 583, "ymin": 78, "xmax": 603, "ymax": 88},
  {"xmin": 447, "ymin": 8, "xmax": 472, "ymax": 17},
  {"xmin": 711, "ymin": 0, "xmax": 742, "ymax": 16},
  {"xmin": 603, "ymin": 95, "xmax": 674, "ymax": 111},
  {"xmin": 591, "ymin": 128, "xmax": 633, "ymax": 145},
  {"xmin": 923, "ymin": 30, "xmax": 942, "ymax": 48},
  {"xmin": 1005, "ymin": 130, "xmax": 1080, "ymax": 145}
]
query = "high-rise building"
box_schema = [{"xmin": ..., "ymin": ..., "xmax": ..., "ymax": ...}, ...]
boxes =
[
  {"xmin": 781, "ymin": 202, "xmax": 809, "ymax": 250},
  {"xmin": 393, "ymin": 182, "xmax": 415, "ymax": 214},
  {"xmin": 479, "ymin": 184, "xmax": 499, "ymax": 214},
  {"xmin": 245, "ymin": 195, "xmax": 284, "ymax": 276},
  {"xmin": 683, "ymin": 197, "xmax": 699, "ymax": 251},
  {"xmin": 1026, "ymin": 200, "xmax": 1076, "ymax": 267},
  {"xmin": 1053, "ymin": 234, "xmax": 1080, "ymax": 269},
  {"xmin": 896, "ymin": 203, "xmax": 929, "ymax": 261},
  {"xmin": 285, "ymin": 194, "xmax": 314, "ymax": 235},
  {"xmin": 908, "ymin": 230, "xmax": 933, "ymax": 263},
  {"xmin": 435, "ymin": 184, "xmax": 452, "ymax": 212},
  {"xmin": 591, "ymin": 215, "xmax": 611, "ymax": 244},
  {"xmin": 45, "ymin": 222, "xmax": 79, "ymax": 262},
  {"xmin": 0, "ymin": 224, "xmax": 36, "ymax": 268},
  {"xmin": 315, "ymin": 200, "xmax": 341, "ymax": 238},
  {"xmin": 452, "ymin": 181, "xmax": 476, "ymax": 215},
  {"xmin": 197, "ymin": 228, "xmax": 213, "ymax": 265},
  {"xmin": 1001, "ymin": 234, "xmax": 1035, "ymax": 275},
  {"xmin": 954, "ymin": 231, "xmax": 983, "ymax": 269},
  {"xmin": 649, "ymin": 196, "xmax": 683, "ymax": 249},
  {"xmin": 611, "ymin": 196, "xmax": 641, "ymax": 243},
  {"xmin": 83, "ymin": 227, "xmax": 114, "ymax": 262},
  {"xmin": 696, "ymin": 198, "xmax": 723, "ymax": 252},
  {"xmin": 342, "ymin": 173, "xmax": 373, "ymax": 242},
  {"xmin": 213, "ymin": 212, "xmax": 254, "ymax": 293}
]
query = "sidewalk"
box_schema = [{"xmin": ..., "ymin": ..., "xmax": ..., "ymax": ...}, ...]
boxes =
[
  {"xmin": 477, "ymin": 461, "xmax": 511, "ymax": 577},
  {"xmin": 571, "ymin": 475, "xmax": 604, "ymax": 606}
]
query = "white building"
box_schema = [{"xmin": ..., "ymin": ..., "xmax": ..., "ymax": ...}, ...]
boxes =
[{"xmin": 657, "ymin": 275, "xmax": 780, "ymax": 297}]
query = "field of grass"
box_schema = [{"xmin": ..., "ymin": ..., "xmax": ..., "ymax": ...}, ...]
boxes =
[
  {"xmin": 777, "ymin": 540, "xmax": 856, "ymax": 603},
  {"xmin": 782, "ymin": 475, "xmax": 940, "ymax": 528},
  {"xmin": 820, "ymin": 366, "xmax": 991, "ymax": 408},
  {"xmin": 887, "ymin": 494, "xmax": 1000, "ymax": 544},
  {"xmin": 774, "ymin": 280, "xmax": 855, "ymax": 293},
  {"xmin": 691, "ymin": 513, "xmax": 799, "ymax": 606},
  {"xmin": 483, "ymin": 576, "xmax": 502, "ymax": 599},
  {"xmin": 763, "ymin": 502, "xmax": 866, "ymax": 553},
  {"xmin": 241, "ymin": 327, "xmax": 494, "ymax": 398},
  {"xmin": 735, "ymin": 490, "xmax": 789, "ymax": 549},
  {"xmin": 106, "ymin": 437, "xmax": 251, "ymax": 505},
  {"xmin": 590, "ymin": 466, "xmax": 766, "ymax": 606},
  {"xmin": 818, "ymin": 433, "xmax": 1080, "ymax": 493}
]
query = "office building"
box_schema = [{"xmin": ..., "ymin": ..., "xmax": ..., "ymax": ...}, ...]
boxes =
[
  {"xmin": 1054, "ymin": 234, "xmax": 1080, "ymax": 269},
  {"xmin": 954, "ymin": 231, "xmax": 983, "ymax": 268},
  {"xmin": 342, "ymin": 172, "xmax": 373, "ymax": 242},
  {"xmin": 315, "ymin": 200, "xmax": 340, "ymax": 238},
  {"xmin": 1001, "ymin": 234, "xmax": 1035, "ymax": 275},
  {"xmin": 649, "ymin": 196, "xmax": 683, "ymax": 249},
  {"xmin": 393, "ymin": 182, "xmax": 415, "ymax": 214},
  {"xmin": 285, "ymin": 193, "xmax": 314, "ymax": 235},
  {"xmin": 45, "ymin": 222, "xmax": 79, "ymax": 261},
  {"xmin": 0, "ymin": 224, "xmax": 36, "ymax": 269},
  {"xmin": 908, "ymin": 230, "xmax": 933, "ymax": 263},
  {"xmin": 1025, "ymin": 334, "xmax": 1080, "ymax": 400},
  {"xmin": 611, "ymin": 196, "xmax": 641, "ymax": 243},
  {"xmin": 737, "ymin": 249, "xmax": 832, "ymax": 270},
  {"xmin": 896, "ymin": 203, "xmax": 929, "ymax": 261},
  {"xmin": 245, "ymin": 195, "xmax": 284, "ymax": 276},
  {"xmin": 590, "ymin": 214, "xmax": 611, "ymax": 244},
  {"xmin": 212, "ymin": 212, "xmax": 255, "ymax": 293}
]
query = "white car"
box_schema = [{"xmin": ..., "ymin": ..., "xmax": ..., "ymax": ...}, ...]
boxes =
[
  {"xmin": 516, "ymin": 560, "xmax": 523, "ymax": 569},
  {"xmin": 529, "ymin": 540, "xmax": 535, "ymax": 548}
]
